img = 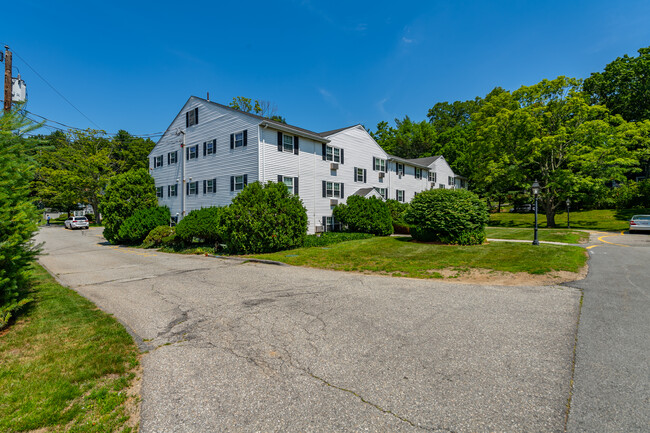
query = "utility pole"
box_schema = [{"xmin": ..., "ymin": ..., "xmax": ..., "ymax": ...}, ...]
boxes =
[{"xmin": 4, "ymin": 46, "xmax": 11, "ymax": 112}]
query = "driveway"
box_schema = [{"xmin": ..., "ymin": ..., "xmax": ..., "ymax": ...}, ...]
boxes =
[
  {"xmin": 565, "ymin": 231, "xmax": 650, "ymax": 432},
  {"xmin": 37, "ymin": 227, "xmax": 581, "ymax": 432}
]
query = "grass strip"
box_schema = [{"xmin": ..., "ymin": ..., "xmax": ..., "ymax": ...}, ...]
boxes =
[
  {"xmin": 485, "ymin": 227, "xmax": 590, "ymax": 244},
  {"xmin": 489, "ymin": 208, "xmax": 650, "ymax": 232},
  {"xmin": 249, "ymin": 236, "xmax": 588, "ymax": 277},
  {"xmin": 0, "ymin": 264, "xmax": 140, "ymax": 433}
]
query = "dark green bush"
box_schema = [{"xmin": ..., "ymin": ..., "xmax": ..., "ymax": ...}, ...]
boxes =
[
  {"xmin": 221, "ymin": 181, "xmax": 308, "ymax": 254},
  {"xmin": 302, "ymin": 232, "xmax": 374, "ymax": 248},
  {"xmin": 613, "ymin": 180, "xmax": 650, "ymax": 209},
  {"xmin": 404, "ymin": 189, "xmax": 489, "ymax": 245},
  {"xmin": 333, "ymin": 196, "xmax": 393, "ymax": 236},
  {"xmin": 385, "ymin": 199, "xmax": 411, "ymax": 234},
  {"xmin": 116, "ymin": 206, "xmax": 170, "ymax": 245},
  {"xmin": 102, "ymin": 169, "xmax": 157, "ymax": 244},
  {"xmin": 142, "ymin": 225, "xmax": 175, "ymax": 248},
  {"xmin": 175, "ymin": 207, "xmax": 226, "ymax": 244}
]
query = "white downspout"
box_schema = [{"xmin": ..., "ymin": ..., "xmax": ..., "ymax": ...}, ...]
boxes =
[{"xmin": 176, "ymin": 129, "xmax": 186, "ymax": 219}]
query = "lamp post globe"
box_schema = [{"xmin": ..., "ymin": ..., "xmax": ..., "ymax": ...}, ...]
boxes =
[{"xmin": 532, "ymin": 180, "xmax": 540, "ymax": 246}]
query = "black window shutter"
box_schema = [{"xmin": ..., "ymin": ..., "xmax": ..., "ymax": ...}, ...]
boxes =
[
  {"xmin": 354, "ymin": 167, "xmax": 358, "ymax": 181},
  {"xmin": 213, "ymin": 139, "xmax": 217, "ymax": 151},
  {"xmin": 395, "ymin": 163, "xmax": 398, "ymax": 174},
  {"xmin": 277, "ymin": 175, "xmax": 283, "ymax": 183},
  {"xmin": 277, "ymin": 132, "xmax": 283, "ymax": 151},
  {"xmin": 373, "ymin": 157, "xmax": 376, "ymax": 170},
  {"xmin": 203, "ymin": 142, "xmax": 206, "ymax": 156},
  {"xmin": 243, "ymin": 129, "xmax": 248, "ymax": 147},
  {"xmin": 168, "ymin": 185, "xmax": 170, "ymax": 196},
  {"xmin": 186, "ymin": 183, "xmax": 190, "ymax": 195},
  {"xmin": 340, "ymin": 148, "xmax": 344, "ymax": 164},
  {"xmin": 294, "ymin": 136, "xmax": 299, "ymax": 155},
  {"xmin": 230, "ymin": 134, "xmax": 234, "ymax": 149},
  {"xmin": 322, "ymin": 143, "xmax": 326, "ymax": 160},
  {"xmin": 243, "ymin": 174, "xmax": 248, "ymax": 186},
  {"xmin": 322, "ymin": 181, "xmax": 326, "ymax": 197},
  {"xmin": 230, "ymin": 176, "xmax": 234, "ymax": 191},
  {"xmin": 167, "ymin": 153, "xmax": 170, "ymax": 165},
  {"xmin": 322, "ymin": 216, "xmax": 327, "ymax": 228},
  {"xmin": 203, "ymin": 180, "xmax": 206, "ymax": 194},
  {"xmin": 363, "ymin": 169, "xmax": 367, "ymax": 183},
  {"xmin": 185, "ymin": 112, "xmax": 189, "ymax": 127},
  {"xmin": 194, "ymin": 107, "xmax": 199, "ymax": 125},
  {"xmin": 186, "ymin": 147, "xmax": 189, "ymax": 160},
  {"xmin": 341, "ymin": 183, "xmax": 344, "ymax": 198},
  {"xmin": 213, "ymin": 178, "xmax": 217, "ymax": 192},
  {"xmin": 294, "ymin": 177, "xmax": 299, "ymax": 195}
]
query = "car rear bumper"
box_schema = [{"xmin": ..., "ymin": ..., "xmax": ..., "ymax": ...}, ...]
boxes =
[{"xmin": 629, "ymin": 226, "xmax": 650, "ymax": 232}]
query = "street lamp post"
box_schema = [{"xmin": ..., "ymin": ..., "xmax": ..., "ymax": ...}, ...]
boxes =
[
  {"xmin": 566, "ymin": 198, "xmax": 571, "ymax": 229},
  {"xmin": 532, "ymin": 180, "xmax": 540, "ymax": 246}
]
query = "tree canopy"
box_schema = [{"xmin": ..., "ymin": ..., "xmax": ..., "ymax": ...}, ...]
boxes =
[{"xmin": 229, "ymin": 96, "xmax": 287, "ymax": 123}]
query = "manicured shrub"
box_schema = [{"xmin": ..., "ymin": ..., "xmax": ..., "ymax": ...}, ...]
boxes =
[
  {"xmin": 385, "ymin": 199, "xmax": 411, "ymax": 234},
  {"xmin": 102, "ymin": 169, "xmax": 157, "ymax": 244},
  {"xmin": 116, "ymin": 206, "xmax": 170, "ymax": 245},
  {"xmin": 142, "ymin": 225, "xmax": 175, "ymax": 249},
  {"xmin": 175, "ymin": 207, "xmax": 226, "ymax": 244},
  {"xmin": 404, "ymin": 189, "xmax": 489, "ymax": 245},
  {"xmin": 302, "ymin": 232, "xmax": 374, "ymax": 248},
  {"xmin": 221, "ymin": 181, "xmax": 308, "ymax": 254},
  {"xmin": 333, "ymin": 196, "xmax": 393, "ymax": 236}
]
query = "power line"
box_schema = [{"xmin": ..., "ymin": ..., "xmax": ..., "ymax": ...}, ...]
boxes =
[{"xmin": 9, "ymin": 47, "xmax": 103, "ymax": 130}]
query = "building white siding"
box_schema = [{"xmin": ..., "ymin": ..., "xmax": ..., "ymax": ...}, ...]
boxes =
[{"xmin": 428, "ymin": 157, "xmax": 456, "ymax": 190}]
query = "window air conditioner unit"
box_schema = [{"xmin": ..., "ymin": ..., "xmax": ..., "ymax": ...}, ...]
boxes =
[
  {"xmin": 315, "ymin": 225, "xmax": 324, "ymax": 233},
  {"xmin": 330, "ymin": 163, "xmax": 339, "ymax": 170},
  {"xmin": 378, "ymin": 172, "xmax": 385, "ymax": 178},
  {"xmin": 330, "ymin": 199, "xmax": 338, "ymax": 206}
]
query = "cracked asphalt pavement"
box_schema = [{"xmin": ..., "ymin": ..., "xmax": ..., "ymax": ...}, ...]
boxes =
[{"xmin": 37, "ymin": 227, "xmax": 581, "ymax": 432}]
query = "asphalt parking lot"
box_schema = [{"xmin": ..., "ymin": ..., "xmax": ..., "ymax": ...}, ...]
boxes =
[{"xmin": 37, "ymin": 226, "xmax": 583, "ymax": 432}]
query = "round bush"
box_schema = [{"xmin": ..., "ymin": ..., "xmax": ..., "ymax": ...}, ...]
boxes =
[
  {"xmin": 175, "ymin": 207, "xmax": 225, "ymax": 244},
  {"xmin": 116, "ymin": 206, "xmax": 170, "ymax": 245},
  {"xmin": 221, "ymin": 181, "xmax": 308, "ymax": 254},
  {"xmin": 142, "ymin": 225, "xmax": 175, "ymax": 249},
  {"xmin": 404, "ymin": 189, "xmax": 489, "ymax": 245},
  {"xmin": 333, "ymin": 196, "xmax": 393, "ymax": 236},
  {"xmin": 385, "ymin": 199, "xmax": 410, "ymax": 234}
]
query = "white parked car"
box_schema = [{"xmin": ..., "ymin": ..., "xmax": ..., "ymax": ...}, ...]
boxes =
[
  {"xmin": 64, "ymin": 216, "xmax": 89, "ymax": 230},
  {"xmin": 629, "ymin": 215, "xmax": 650, "ymax": 233}
]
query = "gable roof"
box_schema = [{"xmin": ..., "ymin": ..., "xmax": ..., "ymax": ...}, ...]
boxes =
[
  {"xmin": 387, "ymin": 154, "xmax": 432, "ymax": 169},
  {"xmin": 351, "ymin": 187, "xmax": 384, "ymax": 199},
  {"xmin": 404, "ymin": 156, "xmax": 443, "ymax": 166},
  {"xmin": 193, "ymin": 96, "xmax": 330, "ymax": 143},
  {"xmin": 318, "ymin": 124, "xmax": 361, "ymax": 137}
]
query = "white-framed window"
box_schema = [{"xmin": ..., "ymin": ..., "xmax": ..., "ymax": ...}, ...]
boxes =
[
  {"xmin": 374, "ymin": 157, "xmax": 386, "ymax": 172},
  {"xmin": 448, "ymin": 176, "xmax": 454, "ymax": 186},
  {"xmin": 283, "ymin": 134, "xmax": 294, "ymax": 152},
  {"xmin": 235, "ymin": 132, "xmax": 244, "ymax": 148},
  {"xmin": 396, "ymin": 163, "xmax": 404, "ymax": 176},
  {"xmin": 186, "ymin": 107, "xmax": 199, "ymax": 127},
  {"xmin": 156, "ymin": 186, "xmax": 163, "ymax": 198},
  {"xmin": 378, "ymin": 188, "xmax": 388, "ymax": 199},
  {"xmin": 168, "ymin": 184, "xmax": 178, "ymax": 197},
  {"xmin": 325, "ymin": 145, "xmax": 341, "ymax": 162},
  {"xmin": 187, "ymin": 181, "xmax": 198, "ymax": 195},
  {"xmin": 278, "ymin": 175, "xmax": 298, "ymax": 195},
  {"xmin": 354, "ymin": 167, "xmax": 366, "ymax": 183},
  {"xmin": 153, "ymin": 155, "xmax": 163, "ymax": 168},
  {"xmin": 325, "ymin": 181, "xmax": 342, "ymax": 198},
  {"xmin": 415, "ymin": 168, "xmax": 423, "ymax": 179},
  {"xmin": 325, "ymin": 216, "xmax": 337, "ymax": 231},
  {"xmin": 439, "ymin": 184, "xmax": 445, "ymax": 189},
  {"xmin": 428, "ymin": 171, "xmax": 436, "ymax": 182},
  {"xmin": 205, "ymin": 139, "xmax": 216, "ymax": 155},
  {"xmin": 231, "ymin": 175, "xmax": 248, "ymax": 191},
  {"xmin": 168, "ymin": 151, "xmax": 178, "ymax": 165},
  {"xmin": 396, "ymin": 190, "xmax": 405, "ymax": 202},
  {"xmin": 204, "ymin": 178, "xmax": 216, "ymax": 194},
  {"xmin": 187, "ymin": 145, "xmax": 198, "ymax": 160}
]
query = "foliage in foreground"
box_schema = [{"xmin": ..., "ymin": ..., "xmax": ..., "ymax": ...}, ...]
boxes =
[
  {"xmin": 302, "ymin": 232, "xmax": 374, "ymax": 248},
  {"xmin": 175, "ymin": 206, "xmax": 226, "ymax": 245},
  {"xmin": 142, "ymin": 225, "xmax": 175, "ymax": 249},
  {"xmin": 333, "ymin": 195, "xmax": 393, "ymax": 236},
  {"xmin": 404, "ymin": 189, "xmax": 489, "ymax": 245},
  {"xmin": 117, "ymin": 206, "xmax": 170, "ymax": 245},
  {"xmin": 0, "ymin": 265, "xmax": 139, "ymax": 432},
  {"xmin": 102, "ymin": 169, "xmax": 157, "ymax": 244},
  {"xmin": 0, "ymin": 108, "xmax": 40, "ymax": 328},
  {"xmin": 221, "ymin": 181, "xmax": 308, "ymax": 254}
]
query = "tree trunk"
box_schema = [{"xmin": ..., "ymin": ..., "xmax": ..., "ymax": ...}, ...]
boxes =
[
  {"xmin": 91, "ymin": 197, "xmax": 101, "ymax": 225},
  {"xmin": 545, "ymin": 197, "xmax": 556, "ymax": 228},
  {"xmin": 497, "ymin": 198, "xmax": 502, "ymax": 213}
]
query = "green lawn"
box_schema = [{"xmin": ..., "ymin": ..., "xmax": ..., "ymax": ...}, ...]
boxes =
[
  {"xmin": 485, "ymin": 227, "xmax": 590, "ymax": 244},
  {"xmin": 489, "ymin": 208, "xmax": 650, "ymax": 232},
  {"xmin": 0, "ymin": 265, "xmax": 140, "ymax": 432},
  {"xmin": 249, "ymin": 236, "xmax": 588, "ymax": 278}
]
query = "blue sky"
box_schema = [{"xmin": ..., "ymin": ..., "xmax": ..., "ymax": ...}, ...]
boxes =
[{"xmin": 4, "ymin": 0, "xmax": 650, "ymax": 139}]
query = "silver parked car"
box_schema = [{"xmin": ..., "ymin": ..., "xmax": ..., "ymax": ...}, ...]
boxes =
[
  {"xmin": 64, "ymin": 216, "xmax": 89, "ymax": 230},
  {"xmin": 629, "ymin": 215, "xmax": 650, "ymax": 233}
]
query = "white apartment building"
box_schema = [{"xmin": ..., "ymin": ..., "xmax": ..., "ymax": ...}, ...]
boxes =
[{"xmin": 149, "ymin": 96, "xmax": 465, "ymax": 233}]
